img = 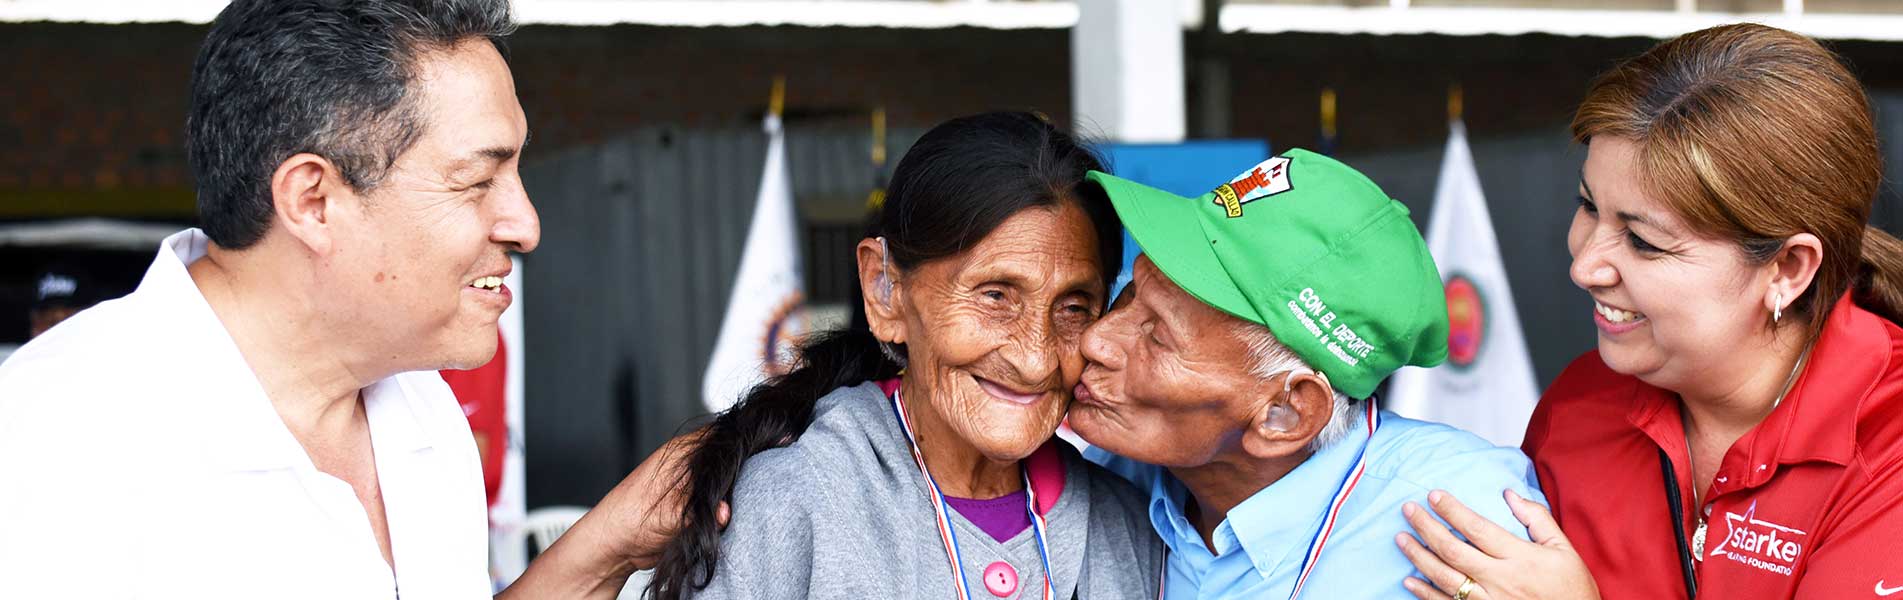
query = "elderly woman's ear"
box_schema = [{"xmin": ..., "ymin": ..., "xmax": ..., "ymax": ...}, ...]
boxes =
[
  {"xmin": 1241, "ymin": 371, "xmax": 1336, "ymax": 459},
  {"xmin": 857, "ymin": 237, "xmax": 909, "ymax": 344}
]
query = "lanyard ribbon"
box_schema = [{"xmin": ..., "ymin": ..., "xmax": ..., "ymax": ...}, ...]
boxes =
[
  {"xmin": 1286, "ymin": 406, "xmax": 1380, "ymax": 599},
  {"xmin": 890, "ymin": 386, "xmax": 1057, "ymax": 600}
]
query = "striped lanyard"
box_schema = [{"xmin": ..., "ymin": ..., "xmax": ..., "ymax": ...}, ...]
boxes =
[
  {"xmin": 889, "ymin": 387, "xmax": 1057, "ymax": 600},
  {"xmin": 1286, "ymin": 406, "xmax": 1381, "ymax": 599}
]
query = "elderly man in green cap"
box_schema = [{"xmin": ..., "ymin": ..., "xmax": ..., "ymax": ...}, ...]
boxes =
[{"xmin": 1068, "ymin": 149, "xmax": 1544, "ymax": 600}]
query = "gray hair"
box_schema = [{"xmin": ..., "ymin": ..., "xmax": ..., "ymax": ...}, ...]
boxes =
[
  {"xmin": 1235, "ymin": 321, "xmax": 1363, "ymax": 451},
  {"xmin": 187, "ymin": 0, "xmax": 517, "ymax": 249}
]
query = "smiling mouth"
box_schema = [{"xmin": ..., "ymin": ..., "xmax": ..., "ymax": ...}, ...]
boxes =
[
  {"xmin": 1595, "ymin": 300, "xmax": 1646, "ymax": 324},
  {"xmin": 975, "ymin": 376, "xmax": 1044, "ymax": 406},
  {"xmin": 469, "ymin": 276, "xmax": 504, "ymax": 291}
]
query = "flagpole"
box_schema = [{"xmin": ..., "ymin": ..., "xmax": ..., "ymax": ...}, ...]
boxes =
[
  {"xmin": 867, "ymin": 105, "xmax": 888, "ymax": 212},
  {"xmin": 769, "ymin": 75, "xmax": 786, "ymax": 119},
  {"xmin": 1319, "ymin": 87, "xmax": 1338, "ymax": 155},
  {"xmin": 871, "ymin": 106, "xmax": 887, "ymax": 167}
]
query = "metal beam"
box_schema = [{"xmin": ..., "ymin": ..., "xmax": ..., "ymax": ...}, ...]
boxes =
[
  {"xmin": 7, "ymin": 0, "xmax": 1901, "ymax": 42},
  {"xmin": 1221, "ymin": 4, "xmax": 1903, "ymax": 42},
  {"xmin": 0, "ymin": 0, "xmax": 1081, "ymax": 29}
]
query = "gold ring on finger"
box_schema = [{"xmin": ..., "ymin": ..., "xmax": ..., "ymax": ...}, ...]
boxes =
[{"xmin": 1454, "ymin": 576, "xmax": 1479, "ymax": 600}]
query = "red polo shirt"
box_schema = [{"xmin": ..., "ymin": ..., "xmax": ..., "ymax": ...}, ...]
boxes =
[{"xmin": 1525, "ymin": 295, "xmax": 1903, "ymax": 599}]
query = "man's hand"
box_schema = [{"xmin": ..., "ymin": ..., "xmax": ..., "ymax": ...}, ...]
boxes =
[{"xmin": 499, "ymin": 430, "xmax": 727, "ymax": 599}]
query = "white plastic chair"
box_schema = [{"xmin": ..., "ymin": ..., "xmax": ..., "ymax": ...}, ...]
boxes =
[
  {"xmin": 521, "ymin": 506, "xmax": 653, "ymax": 599},
  {"xmin": 620, "ymin": 569, "xmax": 654, "ymax": 600},
  {"xmin": 524, "ymin": 505, "xmax": 592, "ymax": 554}
]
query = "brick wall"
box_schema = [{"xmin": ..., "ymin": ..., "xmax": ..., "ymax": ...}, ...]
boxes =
[
  {"xmin": 2, "ymin": 24, "xmax": 196, "ymax": 194},
  {"xmin": 0, "ymin": 23, "xmax": 1074, "ymax": 218}
]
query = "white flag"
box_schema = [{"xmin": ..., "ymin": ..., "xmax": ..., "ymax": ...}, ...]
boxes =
[
  {"xmin": 702, "ymin": 114, "xmax": 808, "ymax": 412},
  {"xmin": 1387, "ymin": 121, "xmax": 1540, "ymax": 447}
]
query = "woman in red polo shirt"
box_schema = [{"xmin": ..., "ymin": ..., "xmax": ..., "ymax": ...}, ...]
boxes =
[{"xmin": 1391, "ymin": 23, "xmax": 1903, "ymax": 600}]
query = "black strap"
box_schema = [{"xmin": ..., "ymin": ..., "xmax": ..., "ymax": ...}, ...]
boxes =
[{"xmin": 1657, "ymin": 448, "xmax": 1698, "ymax": 598}]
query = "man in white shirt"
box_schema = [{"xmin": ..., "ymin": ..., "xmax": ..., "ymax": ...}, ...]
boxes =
[{"xmin": 0, "ymin": 1, "xmax": 653, "ymax": 598}]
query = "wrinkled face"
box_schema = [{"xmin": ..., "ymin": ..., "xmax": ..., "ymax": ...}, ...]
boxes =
[
  {"xmin": 327, "ymin": 40, "xmax": 538, "ymax": 371},
  {"xmin": 1069, "ymin": 255, "xmax": 1267, "ymax": 467},
  {"xmin": 1570, "ymin": 136, "xmax": 1765, "ymax": 388},
  {"xmin": 898, "ymin": 202, "xmax": 1106, "ymax": 462}
]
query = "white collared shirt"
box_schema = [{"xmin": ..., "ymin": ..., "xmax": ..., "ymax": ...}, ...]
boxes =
[{"xmin": 0, "ymin": 229, "xmax": 490, "ymax": 599}]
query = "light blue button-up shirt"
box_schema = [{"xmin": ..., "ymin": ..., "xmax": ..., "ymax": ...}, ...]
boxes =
[{"xmin": 1087, "ymin": 410, "xmax": 1545, "ymax": 600}]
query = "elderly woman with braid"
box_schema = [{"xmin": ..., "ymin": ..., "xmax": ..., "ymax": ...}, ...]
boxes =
[
  {"xmin": 1395, "ymin": 23, "xmax": 1903, "ymax": 600},
  {"xmin": 645, "ymin": 112, "xmax": 1164, "ymax": 600}
]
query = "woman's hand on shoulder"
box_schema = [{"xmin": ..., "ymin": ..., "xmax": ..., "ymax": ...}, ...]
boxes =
[{"xmin": 1395, "ymin": 489, "xmax": 1599, "ymax": 600}]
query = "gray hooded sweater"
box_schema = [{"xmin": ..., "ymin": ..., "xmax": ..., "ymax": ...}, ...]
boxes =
[{"xmin": 687, "ymin": 381, "xmax": 1165, "ymax": 599}]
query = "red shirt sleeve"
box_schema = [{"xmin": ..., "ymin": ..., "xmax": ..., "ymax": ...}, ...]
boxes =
[{"xmin": 1793, "ymin": 456, "xmax": 1903, "ymax": 597}]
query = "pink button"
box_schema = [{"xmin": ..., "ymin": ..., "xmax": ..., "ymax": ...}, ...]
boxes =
[{"xmin": 982, "ymin": 561, "xmax": 1018, "ymax": 597}]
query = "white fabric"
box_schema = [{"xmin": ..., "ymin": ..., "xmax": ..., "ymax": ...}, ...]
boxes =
[
  {"xmin": 701, "ymin": 113, "xmax": 808, "ymax": 412},
  {"xmin": 0, "ymin": 229, "xmax": 490, "ymax": 600},
  {"xmin": 1387, "ymin": 122, "xmax": 1542, "ymax": 446}
]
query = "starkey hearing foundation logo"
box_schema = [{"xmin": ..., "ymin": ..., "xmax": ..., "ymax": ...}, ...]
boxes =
[
  {"xmin": 1708, "ymin": 500, "xmax": 1808, "ymax": 577},
  {"xmin": 1211, "ymin": 156, "xmax": 1294, "ymax": 218}
]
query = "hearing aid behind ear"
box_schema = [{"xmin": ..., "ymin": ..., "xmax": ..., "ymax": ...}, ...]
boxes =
[
  {"xmin": 873, "ymin": 237, "xmax": 908, "ymax": 367},
  {"xmin": 877, "ymin": 237, "xmax": 896, "ymax": 306},
  {"xmin": 1283, "ymin": 368, "xmax": 1332, "ymax": 394},
  {"xmin": 1266, "ymin": 369, "xmax": 1332, "ymax": 433}
]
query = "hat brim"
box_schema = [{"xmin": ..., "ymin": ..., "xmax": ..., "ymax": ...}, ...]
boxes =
[{"xmin": 1086, "ymin": 171, "xmax": 1263, "ymax": 325}]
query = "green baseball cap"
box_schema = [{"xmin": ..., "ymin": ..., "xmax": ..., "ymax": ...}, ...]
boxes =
[{"xmin": 1084, "ymin": 149, "xmax": 1448, "ymax": 399}]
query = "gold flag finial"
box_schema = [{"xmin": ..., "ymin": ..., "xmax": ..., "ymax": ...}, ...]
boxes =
[
  {"xmin": 1448, "ymin": 83, "xmax": 1464, "ymax": 124},
  {"xmin": 769, "ymin": 76, "xmax": 786, "ymax": 118},
  {"xmin": 1320, "ymin": 87, "xmax": 1338, "ymax": 140}
]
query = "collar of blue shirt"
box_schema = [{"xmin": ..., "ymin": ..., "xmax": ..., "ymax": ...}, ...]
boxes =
[
  {"xmin": 1149, "ymin": 407, "xmax": 1373, "ymax": 576},
  {"xmin": 1088, "ymin": 408, "xmax": 1544, "ymax": 599}
]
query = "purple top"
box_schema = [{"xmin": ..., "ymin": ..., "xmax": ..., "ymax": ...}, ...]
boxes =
[{"xmin": 943, "ymin": 490, "xmax": 1033, "ymax": 543}]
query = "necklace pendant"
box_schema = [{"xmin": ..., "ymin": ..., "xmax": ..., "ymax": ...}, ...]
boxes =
[{"xmin": 1691, "ymin": 520, "xmax": 1707, "ymax": 562}]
